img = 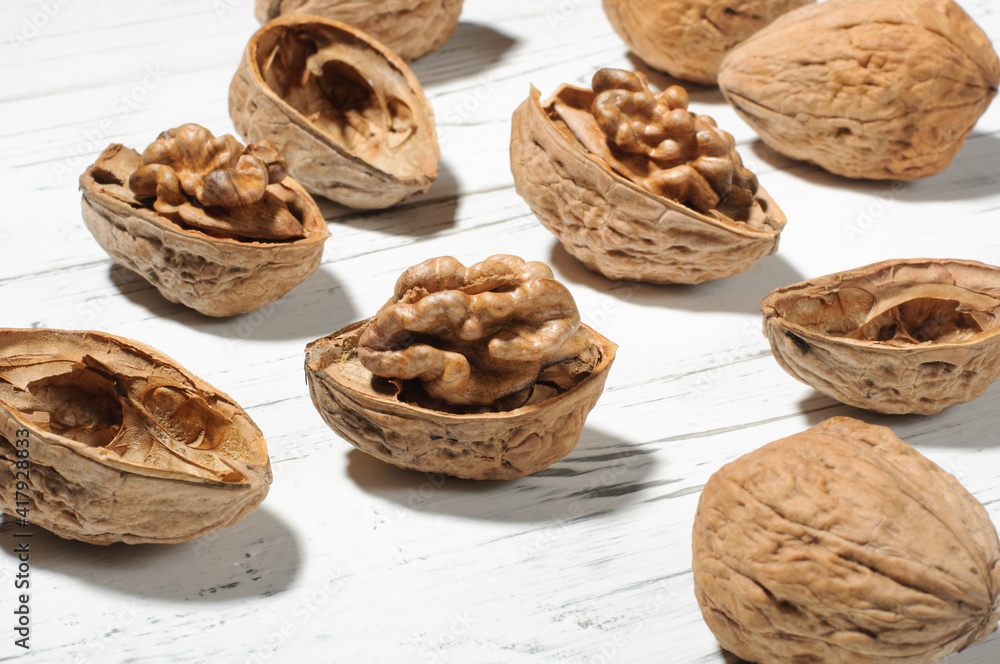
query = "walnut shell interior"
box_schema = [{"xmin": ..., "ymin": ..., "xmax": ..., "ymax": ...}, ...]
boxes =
[
  {"xmin": 761, "ymin": 258, "xmax": 1000, "ymax": 414},
  {"xmin": 305, "ymin": 320, "xmax": 616, "ymax": 480},
  {"xmin": 230, "ymin": 15, "xmax": 440, "ymax": 208},
  {"xmin": 0, "ymin": 329, "xmax": 271, "ymax": 545},
  {"xmin": 255, "ymin": 0, "xmax": 465, "ymax": 61}
]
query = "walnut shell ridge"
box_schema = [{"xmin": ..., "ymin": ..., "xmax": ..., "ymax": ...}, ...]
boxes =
[
  {"xmin": 511, "ymin": 85, "xmax": 786, "ymax": 284},
  {"xmin": 718, "ymin": 0, "xmax": 1000, "ymax": 180},
  {"xmin": 693, "ymin": 416, "xmax": 1000, "ymax": 664},
  {"xmin": 0, "ymin": 329, "xmax": 272, "ymax": 545},
  {"xmin": 255, "ymin": 0, "xmax": 464, "ymax": 61},
  {"xmin": 602, "ymin": 0, "xmax": 814, "ymax": 85},
  {"xmin": 305, "ymin": 320, "xmax": 616, "ymax": 480},
  {"xmin": 761, "ymin": 258, "xmax": 1000, "ymax": 415},
  {"xmin": 229, "ymin": 14, "xmax": 440, "ymax": 209},
  {"xmin": 80, "ymin": 142, "xmax": 330, "ymax": 318}
]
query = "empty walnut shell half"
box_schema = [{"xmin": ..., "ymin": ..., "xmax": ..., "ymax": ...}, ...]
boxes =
[
  {"xmin": 255, "ymin": 0, "xmax": 464, "ymax": 62},
  {"xmin": 80, "ymin": 124, "xmax": 329, "ymax": 317},
  {"xmin": 693, "ymin": 416, "xmax": 1000, "ymax": 664},
  {"xmin": 511, "ymin": 69, "xmax": 786, "ymax": 284},
  {"xmin": 304, "ymin": 255, "xmax": 617, "ymax": 480},
  {"xmin": 761, "ymin": 258, "xmax": 1000, "ymax": 415},
  {"xmin": 0, "ymin": 329, "xmax": 271, "ymax": 545},
  {"xmin": 229, "ymin": 14, "xmax": 440, "ymax": 209},
  {"xmin": 718, "ymin": 0, "xmax": 1000, "ymax": 180},
  {"xmin": 602, "ymin": 0, "xmax": 814, "ymax": 85}
]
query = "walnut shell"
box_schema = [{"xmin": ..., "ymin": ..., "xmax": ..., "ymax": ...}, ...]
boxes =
[
  {"xmin": 761, "ymin": 258, "xmax": 1000, "ymax": 415},
  {"xmin": 305, "ymin": 320, "xmax": 615, "ymax": 480},
  {"xmin": 80, "ymin": 130, "xmax": 329, "ymax": 318},
  {"xmin": 718, "ymin": 0, "xmax": 1000, "ymax": 180},
  {"xmin": 0, "ymin": 328, "xmax": 271, "ymax": 545},
  {"xmin": 229, "ymin": 14, "xmax": 440, "ymax": 209},
  {"xmin": 693, "ymin": 416, "xmax": 1000, "ymax": 664},
  {"xmin": 255, "ymin": 0, "xmax": 464, "ymax": 61},
  {"xmin": 510, "ymin": 78, "xmax": 786, "ymax": 284},
  {"xmin": 602, "ymin": 0, "xmax": 814, "ymax": 85}
]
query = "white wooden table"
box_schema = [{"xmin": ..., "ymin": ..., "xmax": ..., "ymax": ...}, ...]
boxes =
[{"xmin": 2, "ymin": 1, "xmax": 1000, "ymax": 662}]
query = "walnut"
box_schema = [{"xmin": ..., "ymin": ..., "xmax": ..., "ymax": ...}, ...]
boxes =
[
  {"xmin": 510, "ymin": 69, "xmax": 786, "ymax": 285},
  {"xmin": 80, "ymin": 126, "xmax": 329, "ymax": 317},
  {"xmin": 761, "ymin": 258, "xmax": 1000, "ymax": 415},
  {"xmin": 229, "ymin": 14, "xmax": 440, "ymax": 209},
  {"xmin": 718, "ymin": 0, "xmax": 1000, "ymax": 180},
  {"xmin": 304, "ymin": 255, "xmax": 617, "ymax": 479},
  {"xmin": 603, "ymin": 0, "xmax": 814, "ymax": 85},
  {"xmin": 358, "ymin": 255, "xmax": 588, "ymax": 406},
  {"xmin": 693, "ymin": 416, "xmax": 1000, "ymax": 664},
  {"xmin": 0, "ymin": 328, "xmax": 271, "ymax": 545},
  {"xmin": 255, "ymin": 0, "xmax": 464, "ymax": 61}
]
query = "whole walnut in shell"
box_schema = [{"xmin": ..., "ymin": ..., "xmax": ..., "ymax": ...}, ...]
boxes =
[
  {"xmin": 229, "ymin": 14, "xmax": 440, "ymax": 209},
  {"xmin": 304, "ymin": 255, "xmax": 616, "ymax": 480},
  {"xmin": 761, "ymin": 258, "xmax": 1000, "ymax": 415},
  {"xmin": 718, "ymin": 0, "xmax": 1000, "ymax": 180},
  {"xmin": 80, "ymin": 124, "xmax": 329, "ymax": 317},
  {"xmin": 0, "ymin": 329, "xmax": 271, "ymax": 545},
  {"xmin": 693, "ymin": 416, "xmax": 1000, "ymax": 664},
  {"xmin": 255, "ymin": 0, "xmax": 464, "ymax": 61},
  {"xmin": 511, "ymin": 69, "xmax": 786, "ymax": 284},
  {"xmin": 602, "ymin": 0, "xmax": 814, "ymax": 85}
]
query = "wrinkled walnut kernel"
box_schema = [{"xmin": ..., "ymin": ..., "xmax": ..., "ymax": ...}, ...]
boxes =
[{"xmin": 358, "ymin": 255, "xmax": 589, "ymax": 406}]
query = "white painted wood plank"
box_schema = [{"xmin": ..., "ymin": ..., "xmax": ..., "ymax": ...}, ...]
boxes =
[{"xmin": 1, "ymin": 0, "xmax": 1000, "ymax": 662}]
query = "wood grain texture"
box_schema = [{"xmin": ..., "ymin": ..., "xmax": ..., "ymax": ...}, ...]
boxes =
[{"xmin": 1, "ymin": 0, "xmax": 999, "ymax": 662}]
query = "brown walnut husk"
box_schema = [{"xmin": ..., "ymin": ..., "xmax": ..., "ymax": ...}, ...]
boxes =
[
  {"xmin": 80, "ymin": 125, "xmax": 329, "ymax": 317},
  {"xmin": 304, "ymin": 255, "xmax": 616, "ymax": 479},
  {"xmin": 0, "ymin": 329, "xmax": 271, "ymax": 545},
  {"xmin": 510, "ymin": 69, "xmax": 786, "ymax": 284},
  {"xmin": 255, "ymin": 0, "xmax": 464, "ymax": 61},
  {"xmin": 602, "ymin": 0, "xmax": 814, "ymax": 85},
  {"xmin": 718, "ymin": 0, "xmax": 1000, "ymax": 180},
  {"xmin": 229, "ymin": 14, "xmax": 440, "ymax": 209},
  {"xmin": 761, "ymin": 258, "xmax": 1000, "ymax": 415},
  {"xmin": 693, "ymin": 416, "xmax": 1000, "ymax": 664}
]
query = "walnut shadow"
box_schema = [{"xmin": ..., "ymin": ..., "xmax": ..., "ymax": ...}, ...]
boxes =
[
  {"xmin": 345, "ymin": 427, "xmax": 658, "ymax": 523},
  {"xmin": 0, "ymin": 506, "xmax": 301, "ymax": 602},
  {"xmin": 549, "ymin": 241, "xmax": 805, "ymax": 315},
  {"xmin": 797, "ymin": 382, "xmax": 1000, "ymax": 447},
  {"xmin": 749, "ymin": 132, "xmax": 1000, "ymax": 202},
  {"xmin": 408, "ymin": 22, "xmax": 517, "ymax": 87},
  {"xmin": 109, "ymin": 263, "xmax": 358, "ymax": 342},
  {"xmin": 327, "ymin": 175, "xmax": 460, "ymax": 238},
  {"xmin": 625, "ymin": 53, "xmax": 726, "ymax": 105}
]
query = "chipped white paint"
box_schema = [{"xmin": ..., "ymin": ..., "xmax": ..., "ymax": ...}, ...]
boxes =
[{"xmin": 1, "ymin": 0, "xmax": 1000, "ymax": 662}]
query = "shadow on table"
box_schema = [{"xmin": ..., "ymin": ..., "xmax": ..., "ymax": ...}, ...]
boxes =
[
  {"xmin": 331, "ymin": 169, "xmax": 461, "ymax": 238},
  {"xmin": 550, "ymin": 241, "xmax": 805, "ymax": 315},
  {"xmin": 748, "ymin": 132, "xmax": 1000, "ymax": 203},
  {"xmin": 626, "ymin": 53, "xmax": 726, "ymax": 105},
  {"xmin": 720, "ymin": 649, "xmax": 751, "ymax": 664},
  {"xmin": 409, "ymin": 22, "xmax": 518, "ymax": 87},
  {"xmin": 0, "ymin": 507, "xmax": 302, "ymax": 602},
  {"xmin": 110, "ymin": 263, "xmax": 358, "ymax": 343},
  {"xmin": 346, "ymin": 426, "xmax": 660, "ymax": 523}
]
